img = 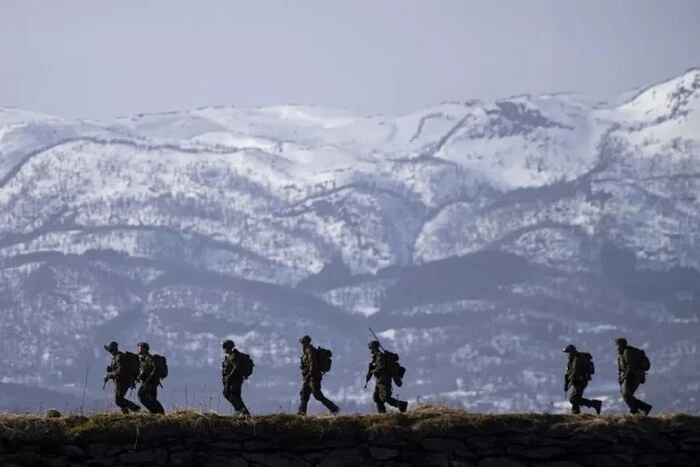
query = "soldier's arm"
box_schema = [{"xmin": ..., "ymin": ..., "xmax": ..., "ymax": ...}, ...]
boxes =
[
  {"xmin": 137, "ymin": 362, "xmax": 146, "ymax": 382},
  {"xmin": 374, "ymin": 353, "xmax": 387, "ymax": 374},
  {"xmin": 221, "ymin": 358, "xmax": 230, "ymax": 382},
  {"xmin": 617, "ymin": 355, "xmax": 627, "ymax": 382},
  {"xmin": 146, "ymin": 358, "xmax": 157, "ymax": 382},
  {"xmin": 308, "ymin": 349, "xmax": 318, "ymax": 374},
  {"xmin": 107, "ymin": 355, "xmax": 123, "ymax": 379},
  {"xmin": 570, "ymin": 357, "xmax": 580, "ymax": 380},
  {"xmin": 621, "ymin": 350, "xmax": 632, "ymax": 374},
  {"xmin": 139, "ymin": 357, "xmax": 155, "ymax": 383},
  {"xmin": 226, "ymin": 356, "xmax": 238, "ymax": 381}
]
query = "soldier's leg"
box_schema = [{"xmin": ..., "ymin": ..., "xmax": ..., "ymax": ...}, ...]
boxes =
[
  {"xmin": 114, "ymin": 385, "xmax": 130, "ymax": 413},
  {"xmin": 621, "ymin": 378, "xmax": 643, "ymax": 414},
  {"xmin": 373, "ymin": 384, "xmax": 386, "ymax": 413},
  {"xmin": 150, "ymin": 385, "xmax": 165, "ymax": 414},
  {"xmin": 627, "ymin": 377, "xmax": 652, "ymax": 414},
  {"xmin": 223, "ymin": 383, "xmax": 236, "ymax": 407},
  {"xmin": 138, "ymin": 383, "xmax": 164, "ymax": 414},
  {"xmin": 297, "ymin": 381, "xmax": 312, "ymax": 415},
  {"xmin": 568, "ymin": 386, "xmax": 583, "ymax": 413},
  {"xmin": 115, "ymin": 384, "xmax": 140, "ymax": 413},
  {"xmin": 379, "ymin": 383, "xmax": 397, "ymax": 407},
  {"xmin": 576, "ymin": 383, "xmax": 602, "ymax": 414},
  {"xmin": 137, "ymin": 384, "xmax": 154, "ymax": 412},
  {"xmin": 570, "ymin": 383, "xmax": 595, "ymax": 413},
  {"xmin": 230, "ymin": 376, "xmax": 249, "ymax": 414},
  {"xmin": 379, "ymin": 383, "xmax": 408, "ymax": 413},
  {"xmin": 311, "ymin": 378, "xmax": 339, "ymax": 413}
]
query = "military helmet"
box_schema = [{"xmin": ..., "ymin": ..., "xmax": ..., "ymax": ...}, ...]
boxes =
[
  {"xmin": 299, "ymin": 335, "xmax": 311, "ymax": 345},
  {"xmin": 614, "ymin": 337, "xmax": 628, "ymax": 347},
  {"xmin": 222, "ymin": 339, "xmax": 235, "ymax": 350},
  {"xmin": 368, "ymin": 340, "xmax": 380, "ymax": 350},
  {"xmin": 104, "ymin": 341, "xmax": 119, "ymax": 352},
  {"xmin": 562, "ymin": 344, "xmax": 577, "ymax": 353},
  {"xmin": 136, "ymin": 341, "xmax": 150, "ymax": 351}
]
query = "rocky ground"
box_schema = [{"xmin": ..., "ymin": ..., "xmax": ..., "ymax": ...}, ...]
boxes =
[{"xmin": 1, "ymin": 405, "xmax": 699, "ymax": 466}]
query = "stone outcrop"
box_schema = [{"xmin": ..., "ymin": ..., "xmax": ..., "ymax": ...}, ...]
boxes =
[{"xmin": 1, "ymin": 407, "xmax": 699, "ymax": 466}]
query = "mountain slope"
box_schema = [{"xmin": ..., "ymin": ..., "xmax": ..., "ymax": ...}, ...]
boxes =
[{"xmin": 1, "ymin": 69, "xmax": 699, "ymax": 414}]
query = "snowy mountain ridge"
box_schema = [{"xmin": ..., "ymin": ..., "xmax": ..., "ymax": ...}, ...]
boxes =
[{"xmin": 0, "ymin": 68, "xmax": 699, "ymax": 414}]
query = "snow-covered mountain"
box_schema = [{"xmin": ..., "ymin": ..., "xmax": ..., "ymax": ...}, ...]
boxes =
[{"xmin": 1, "ymin": 68, "xmax": 699, "ymax": 414}]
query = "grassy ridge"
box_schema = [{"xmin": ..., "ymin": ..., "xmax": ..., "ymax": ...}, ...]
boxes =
[{"xmin": 1, "ymin": 405, "xmax": 699, "ymax": 444}]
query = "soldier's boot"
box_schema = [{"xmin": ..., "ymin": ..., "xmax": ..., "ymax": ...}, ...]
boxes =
[
  {"xmin": 593, "ymin": 400, "xmax": 602, "ymax": 415},
  {"xmin": 327, "ymin": 401, "xmax": 340, "ymax": 416},
  {"xmin": 120, "ymin": 407, "xmax": 130, "ymax": 414},
  {"xmin": 318, "ymin": 395, "xmax": 339, "ymax": 415},
  {"xmin": 153, "ymin": 400, "xmax": 165, "ymax": 414},
  {"xmin": 126, "ymin": 400, "xmax": 141, "ymax": 413},
  {"xmin": 580, "ymin": 397, "xmax": 597, "ymax": 414},
  {"xmin": 376, "ymin": 402, "xmax": 387, "ymax": 413},
  {"xmin": 240, "ymin": 406, "xmax": 251, "ymax": 416},
  {"xmin": 385, "ymin": 396, "xmax": 403, "ymax": 411},
  {"xmin": 640, "ymin": 402, "xmax": 652, "ymax": 416},
  {"xmin": 399, "ymin": 400, "xmax": 408, "ymax": 413}
]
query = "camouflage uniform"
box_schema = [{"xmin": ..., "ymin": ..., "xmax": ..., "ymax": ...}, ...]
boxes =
[
  {"xmin": 136, "ymin": 342, "xmax": 165, "ymax": 414},
  {"xmin": 104, "ymin": 341, "xmax": 141, "ymax": 414},
  {"xmin": 366, "ymin": 341, "xmax": 408, "ymax": 413},
  {"xmin": 297, "ymin": 335, "xmax": 339, "ymax": 416},
  {"xmin": 615, "ymin": 338, "xmax": 652, "ymax": 415},
  {"xmin": 221, "ymin": 340, "xmax": 250, "ymax": 416},
  {"xmin": 562, "ymin": 344, "xmax": 601, "ymax": 415}
]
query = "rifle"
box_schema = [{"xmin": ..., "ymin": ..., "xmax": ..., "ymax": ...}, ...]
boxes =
[
  {"xmin": 364, "ymin": 360, "xmax": 375, "ymax": 389},
  {"xmin": 103, "ymin": 364, "xmax": 111, "ymax": 390}
]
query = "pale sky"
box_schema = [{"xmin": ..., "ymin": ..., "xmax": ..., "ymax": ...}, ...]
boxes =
[{"xmin": 1, "ymin": 0, "xmax": 699, "ymax": 120}]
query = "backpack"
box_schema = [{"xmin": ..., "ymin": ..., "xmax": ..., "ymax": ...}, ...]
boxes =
[
  {"xmin": 234, "ymin": 351, "xmax": 255, "ymax": 378},
  {"xmin": 384, "ymin": 351, "xmax": 406, "ymax": 387},
  {"xmin": 577, "ymin": 352, "xmax": 595, "ymax": 380},
  {"xmin": 123, "ymin": 351, "xmax": 141, "ymax": 387},
  {"xmin": 152, "ymin": 354, "xmax": 168, "ymax": 380},
  {"xmin": 627, "ymin": 346, "xmax": 651, "ymax": 372},
  {"xmin": 316, "ymin": 347, "xmax": 333, "ymax": 374}
]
